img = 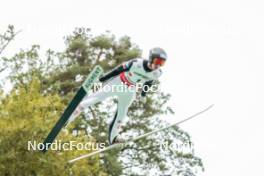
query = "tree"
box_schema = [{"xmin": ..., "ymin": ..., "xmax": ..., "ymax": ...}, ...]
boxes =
[
  {"xmin": 0, "ymin": 78, "xmax": 106, "ymax": 176},
  {"xmin": 0, "ymin": 26, "xmax": 106, "ymax": 176}
]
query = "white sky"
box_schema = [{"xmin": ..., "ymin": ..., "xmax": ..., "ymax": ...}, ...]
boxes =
[{"xmin": 1, "ymin": 0, "xmax": 264, "ymax": 175}]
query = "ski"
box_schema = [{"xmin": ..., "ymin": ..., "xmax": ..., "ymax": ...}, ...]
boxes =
[
  {"xmin": 68, "ymin": 104, "xmax": 214, "ymax": 163},
  {"xmin": 42, "ymin": 65, "xmax": 104, "ymax": 152}
]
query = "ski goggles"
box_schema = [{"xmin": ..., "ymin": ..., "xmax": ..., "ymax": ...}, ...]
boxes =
[{"xmin": 152, "ymin": 58, "xmax": 166, "ymax": 66}]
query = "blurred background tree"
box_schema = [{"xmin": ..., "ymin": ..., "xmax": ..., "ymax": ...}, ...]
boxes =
[
  {"xmin": 0, "ymin": 78, "xmax": 106, "ymax": 176},
  {"xmin": 0, "ymin": 26, "xmax": 204, "ymax": 176}
]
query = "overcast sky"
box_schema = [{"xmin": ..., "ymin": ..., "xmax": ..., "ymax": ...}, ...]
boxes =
[{"xmin": 1, "ymin": 0, "xmax": 264, "ymax": 175}]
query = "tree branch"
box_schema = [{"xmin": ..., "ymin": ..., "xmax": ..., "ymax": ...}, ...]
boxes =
[{"xmin": 0, "ymin": 29, "xmax": 22, "ymax": 56}]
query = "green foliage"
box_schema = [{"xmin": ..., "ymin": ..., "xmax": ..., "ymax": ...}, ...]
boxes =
[{"xmin": 0, "ymin": 79, "xmax": 105, "ymax": 176}]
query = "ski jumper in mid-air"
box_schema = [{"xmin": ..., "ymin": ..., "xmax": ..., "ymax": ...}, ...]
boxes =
[{"xmin": 67, "ymin": 47, "xmax": 167, "ymax": 144}]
